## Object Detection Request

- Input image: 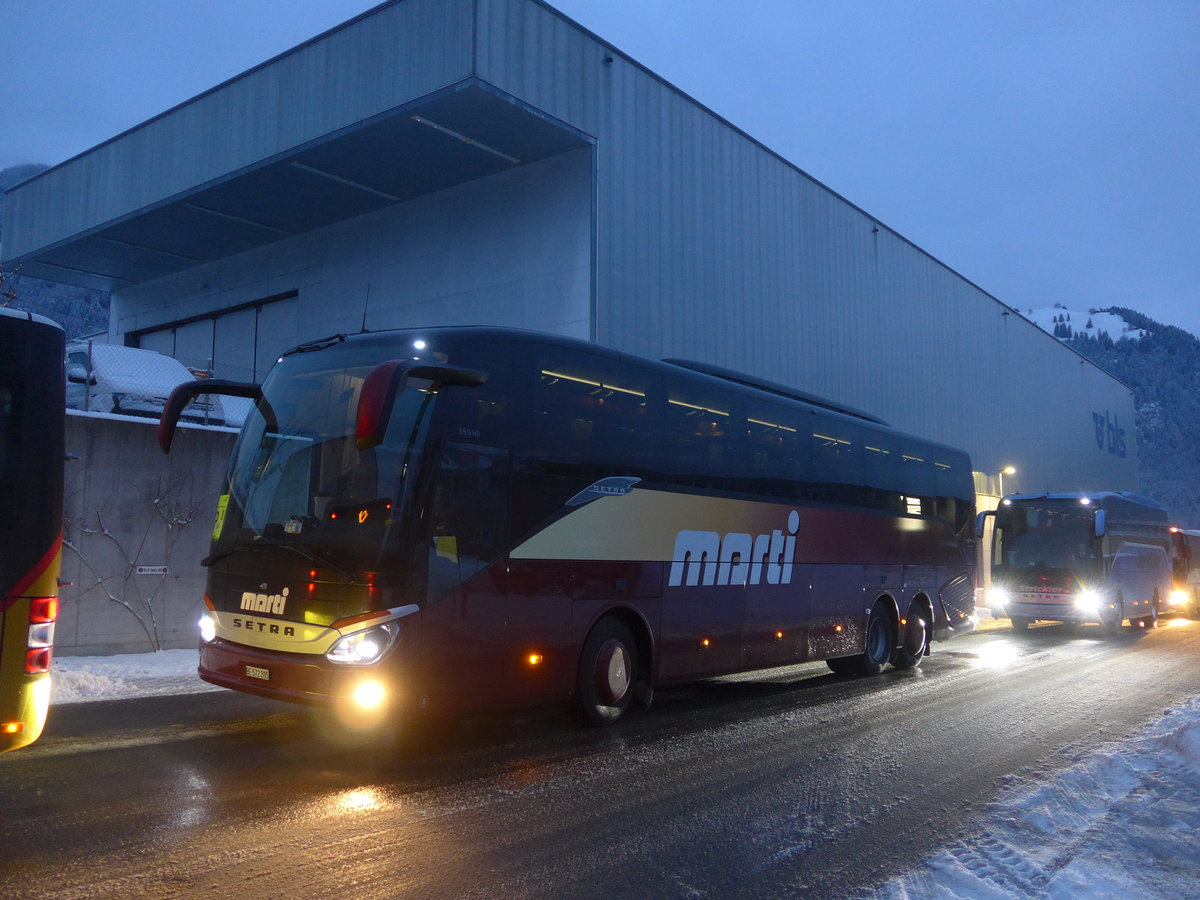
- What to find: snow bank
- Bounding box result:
[872,697,1200,898]
[50,649,218,704]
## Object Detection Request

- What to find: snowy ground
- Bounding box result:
[50,648,219,705]
[47,650,1200,898]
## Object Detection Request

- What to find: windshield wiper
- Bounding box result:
[201,537,354,581]
[252,533,355,580]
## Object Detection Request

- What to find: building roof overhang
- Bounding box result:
[4,80,590,291]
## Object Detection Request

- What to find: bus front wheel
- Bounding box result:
[1134,592,1159,631]
[576,617,637,726]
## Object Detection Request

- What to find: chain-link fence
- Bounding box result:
[65,339,252,427]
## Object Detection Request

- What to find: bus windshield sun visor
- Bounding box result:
[158,379,272,453]
[356,360,488,450]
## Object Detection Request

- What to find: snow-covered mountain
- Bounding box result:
[1022,304,1147,342]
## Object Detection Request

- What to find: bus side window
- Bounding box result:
[428,442,510,602]
[745,400,805,498]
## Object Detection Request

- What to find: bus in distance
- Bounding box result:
[1,307,65,752]
[979,492,1172,633]
[1169,527,1200,619]
[159,327,977,729]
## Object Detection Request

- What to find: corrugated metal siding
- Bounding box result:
[4,0,475,260]
[474,0,1137,493]
[7,0,1137,495]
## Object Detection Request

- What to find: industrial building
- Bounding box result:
[3,0,1137,501]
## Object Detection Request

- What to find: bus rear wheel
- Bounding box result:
[576,617,638,726]
[892,605,929,669]
[827,602,894,676]
[1102,596,1125,635]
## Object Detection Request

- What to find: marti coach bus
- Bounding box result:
[979,492,1172,633]
[159,327,976,728]
[1,307,65,751]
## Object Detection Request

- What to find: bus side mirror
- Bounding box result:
[158,379,268,453]
[1094,509,1106,538]
[975,509,995,540]
[356,361,487,450]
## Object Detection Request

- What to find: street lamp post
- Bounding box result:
[998,465,1017,498]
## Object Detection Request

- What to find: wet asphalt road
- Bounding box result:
[4,618,1200,899]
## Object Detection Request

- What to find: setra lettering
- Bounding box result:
[231,617,296,636]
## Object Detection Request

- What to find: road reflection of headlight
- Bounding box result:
[326,622,399,665]
[1075,590,1103,614]
[971,639,1020,669]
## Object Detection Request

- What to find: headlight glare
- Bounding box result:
[199,612,217,643]
[1169,589,1189,608]
[987,587,1011,610]
[1075,590,1103,614]
[326,622,399,665]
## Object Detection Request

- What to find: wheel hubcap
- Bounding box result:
[595,639,631,705]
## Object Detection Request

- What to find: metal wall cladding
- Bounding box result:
[3,0,476,260]
[475,0,1137,493]
[8,0,1139,494]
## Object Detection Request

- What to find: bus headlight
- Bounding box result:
[987,587,1011,612]
[1169,589,1189,608]
[199,612,217,643]
[326,622,399,665]
[1075,590,1103,614]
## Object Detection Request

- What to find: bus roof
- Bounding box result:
[1004,491,1169,521]
[0,306,63,330]
[296,325,968,462]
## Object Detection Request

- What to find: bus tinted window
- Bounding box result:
[662,382,742,487]
[744,398,806,496]
[429,442,510,601]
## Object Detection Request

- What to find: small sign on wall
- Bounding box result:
[135,566,169,576]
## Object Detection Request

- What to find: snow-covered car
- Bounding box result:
[65,341,225,424]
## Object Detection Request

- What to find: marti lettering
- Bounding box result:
[239,587,289,615]
[668,510,799,587]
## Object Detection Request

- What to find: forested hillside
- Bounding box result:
[1066,309,1200,527]
[1,164,111,338]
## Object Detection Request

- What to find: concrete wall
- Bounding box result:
[59,411,234,656]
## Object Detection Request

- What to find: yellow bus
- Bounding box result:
[1,307,65,751]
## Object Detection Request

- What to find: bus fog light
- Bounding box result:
[199,612,217,643]
[326,622,399,665]
[352,680,387,709]
[1075,590,1103,614]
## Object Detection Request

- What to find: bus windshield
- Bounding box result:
[214,345,436,577]
[994,503,1099,572]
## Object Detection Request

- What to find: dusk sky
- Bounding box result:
[4,0,1197,337]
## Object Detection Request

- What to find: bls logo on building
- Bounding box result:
[1092,410,1127,458]
[240,587,289,614]
[668,510,799,587]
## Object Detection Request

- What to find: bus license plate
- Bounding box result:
[245,665,270,681]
